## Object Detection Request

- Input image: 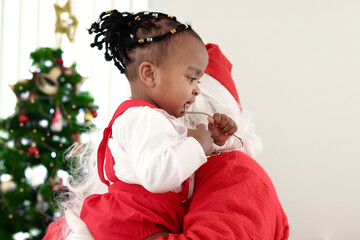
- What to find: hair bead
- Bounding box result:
[138,39,144,43]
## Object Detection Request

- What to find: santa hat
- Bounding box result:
[188,43,242,129]
[205,43,241,106]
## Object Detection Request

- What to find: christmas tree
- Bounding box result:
[0,47,98,239]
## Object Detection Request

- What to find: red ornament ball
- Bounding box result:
[56,57,64,65]
[18,114,29,123]
[28,146,39,156]
[92,110,98,118]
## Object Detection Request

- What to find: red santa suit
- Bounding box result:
[155,151,289,240]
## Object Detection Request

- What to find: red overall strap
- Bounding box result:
[97,99,157,186]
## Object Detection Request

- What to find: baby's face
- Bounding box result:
[151,34,209,118]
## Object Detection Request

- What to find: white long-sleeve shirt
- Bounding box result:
[107,106,207,194]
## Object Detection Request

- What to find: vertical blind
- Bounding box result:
[0,0,148,128]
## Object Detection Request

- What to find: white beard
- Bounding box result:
[184,74,262,158]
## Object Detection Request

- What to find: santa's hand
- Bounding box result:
[208,113,238,146]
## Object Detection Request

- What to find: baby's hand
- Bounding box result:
[187,124,214,156]
[207,113,238,146]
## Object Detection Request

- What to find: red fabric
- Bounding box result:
[81,99,191,240]
[42,216,66,240]
[105,144,119,182]
[43,151,289,240]
[156,151,289,240]
[205,43,241,105]
[97,99,156,186]
[81,178,189,239]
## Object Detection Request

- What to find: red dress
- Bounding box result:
[80,99,190,240]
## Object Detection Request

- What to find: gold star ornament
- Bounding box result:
[54,0,78,42]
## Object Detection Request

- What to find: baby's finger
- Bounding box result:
[221,121,235,133]
[227,124,238,135]
[196,123,206,130]
[207,116,215,125]
[207,117,217,131]
[218,115,230,129]
[212,113,222,126]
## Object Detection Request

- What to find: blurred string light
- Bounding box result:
[44,60,53,67]
[23,165,70,188]
[13,232,30,240]
[21,91,30,99]
[39,119,49,128]
[52,135,60,142]
[20,138,30,145]
[76,108,85,123]
[1,174,12,182]
[24,165,47,187]
[13,228,41,240]
[7,140,14,148]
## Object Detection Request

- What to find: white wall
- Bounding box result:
[149,0,360,239]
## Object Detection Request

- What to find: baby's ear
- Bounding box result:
[138,62,156,87]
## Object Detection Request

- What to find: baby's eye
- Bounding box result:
[188,77,196,82]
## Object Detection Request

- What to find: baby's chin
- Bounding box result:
[177,111,185,118]
[173,106,188,118]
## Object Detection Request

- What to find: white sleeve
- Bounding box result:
[113,107,207,193]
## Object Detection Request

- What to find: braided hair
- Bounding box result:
[88,10,201,80]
